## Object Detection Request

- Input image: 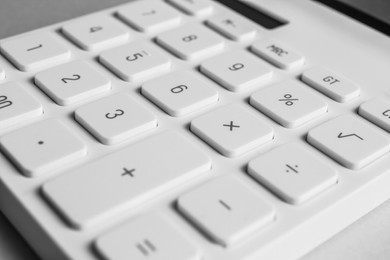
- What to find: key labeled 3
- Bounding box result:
[75,93,157,145]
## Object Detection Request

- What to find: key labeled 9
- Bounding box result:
[228,63,245,71]
[171,84,188,94]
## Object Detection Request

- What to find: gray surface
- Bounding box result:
[338,0,390,24]
[1,0,390,259]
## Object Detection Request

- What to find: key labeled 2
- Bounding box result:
[35,60,111,106]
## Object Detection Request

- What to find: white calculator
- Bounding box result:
[1,0,390,259]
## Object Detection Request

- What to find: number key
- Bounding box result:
[75,93,157,145]
[156,23,225,60]
[34,60,111,106]
[142,71,218,116]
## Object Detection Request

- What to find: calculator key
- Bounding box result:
[0,119,87,177]
[75,93,157,145]
[96,214,201,260]
[207,13,256,41]
[117,0,182,33]
[167,0,213,17]
[0,32,71,71]
[34,60,111,106]
[191,104,274,157]
[200,50,272,92]
[156,23,225,60]
[62,15,130,51]
[142,71,218,117]
[250,81,328,128]
[248,143,338,204]
[359,98,390,132]
[307,115,390,170]
[42,131,211,229]
[178,175,275,246]
[99,41,171,81]
[251,39,304,70]
[301,67,360,103]
[0,82,43,128]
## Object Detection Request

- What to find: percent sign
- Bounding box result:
[279,94,298,106]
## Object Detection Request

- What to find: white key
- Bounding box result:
[301,67,360,102]
[207,13,256,41]
[251,39,304,70]
[99,41,171,82]
[42,131,211,229]
[250,81,328,128]
[0,82,43,128]
[34,61,111,106]
[62,15,130,51]
[141,71,219,117]
[0,32,71,71]
[117,0,182,33]
[96,214,202,260]
[75,93,157,145]
[190,104,274,157]
[167,0,213,17]
[0,67,5,80]
[248,143,338,204]
[0,119,87,177]
[307,115,390,170]
[156,23,225,60]
[200,50,272,92]
[178,175,275,246]
[359,98,390,132]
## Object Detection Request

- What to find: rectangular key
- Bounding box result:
[0,32,71,71]
[251,39,304,70]
[42,131,211,229]
[301,67,360,102]
[96,214,201,260]
[99,41,171,81]
[307,115,390,170]
[178,175,275,246]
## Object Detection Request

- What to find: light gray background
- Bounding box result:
[1,0,390,259]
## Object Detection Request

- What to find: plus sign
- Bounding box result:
[121,167,136,177]
[223,121,240,131]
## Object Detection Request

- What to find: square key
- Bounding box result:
[62,15,130,51]
[75,93,157,145]
[248,143,338,204]
[0,32,70,71]
[117,0,182,33]
[0,82,43,128]
[200,50,272,92]
[307,115,390,170]
[142,71,218,117]
[156,23,225,60]
[250,81,328,128]
[99,41,171,82]
[191,104,273,157]
[34,60,111,106]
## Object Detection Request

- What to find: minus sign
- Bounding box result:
[218,199,232,211]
